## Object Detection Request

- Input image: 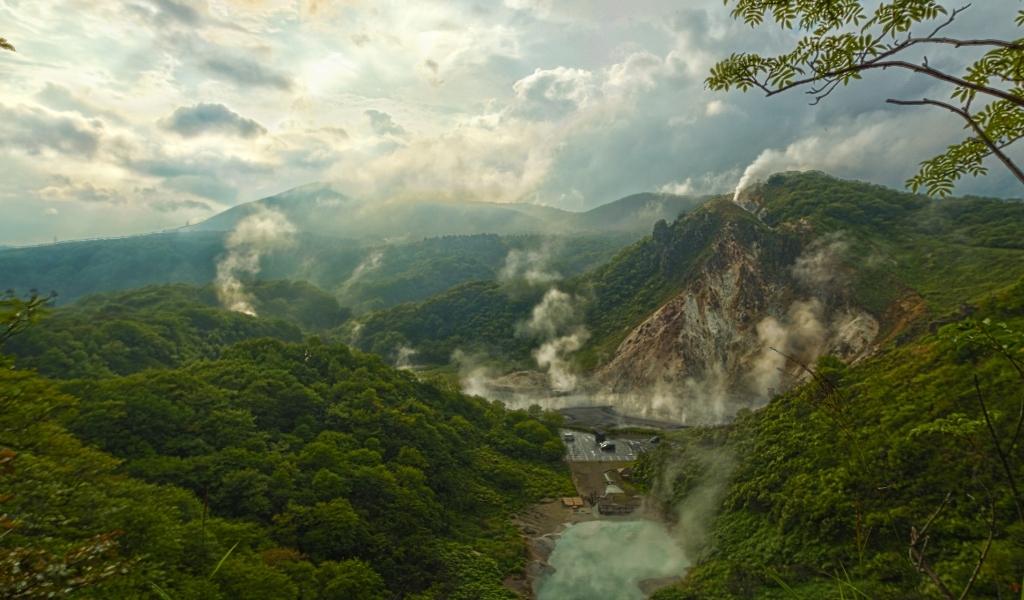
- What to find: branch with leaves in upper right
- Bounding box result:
[707,1,1024,197]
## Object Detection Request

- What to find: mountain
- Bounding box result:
[184,182,704,238]
[353,172,1024,422]
[0,185,698,306]
[5,170,1024,598]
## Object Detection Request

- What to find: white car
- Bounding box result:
[562,432,575,442]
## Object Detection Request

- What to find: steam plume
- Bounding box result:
[499,244,560,285]
[341,249,384,293]
[519,288,589,392]
[216,207,295,315]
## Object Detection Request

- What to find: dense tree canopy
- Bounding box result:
[0,295,572,597]
[649,276,1024,598]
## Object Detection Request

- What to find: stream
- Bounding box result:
[536,519,689,600]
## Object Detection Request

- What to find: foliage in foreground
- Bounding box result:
[708,1,1024,197]
[648,277,1024,599]
[0,315,572,598]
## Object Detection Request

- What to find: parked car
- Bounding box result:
[562,432,575,442]
[599,441,616,452]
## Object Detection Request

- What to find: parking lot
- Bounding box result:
[560,429,652,462]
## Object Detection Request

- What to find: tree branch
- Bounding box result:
[906,493,956,600]
[972,374,1024,524]
[957,500,996,600]
[909,37,1024,50]
[886,97,1024,187]
[766,60,1024,110]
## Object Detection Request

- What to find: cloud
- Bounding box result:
[161,103,267,138]
[364,109,406,136]
[2,0,1022,245]
[151,197,214,213]
[201,54,294,90]
[36,180,119,204]
[510,66,597,119]
[34,83,123,123]
[0,104,103,157]
[151,0,202,25]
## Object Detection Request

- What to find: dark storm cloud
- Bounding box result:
[161,103,267,138]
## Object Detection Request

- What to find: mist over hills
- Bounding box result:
[5,170,1024,599]
[0,184,702,306]
[184,182,705,238]
[353,171,1024,421]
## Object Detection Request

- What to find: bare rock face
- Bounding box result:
[595,203,879,424]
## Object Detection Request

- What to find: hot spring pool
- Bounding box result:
[536,519,689,600]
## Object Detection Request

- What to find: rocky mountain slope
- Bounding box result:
[583,172,1023,422]
[355,172,1024,424]
[594,200,879,422]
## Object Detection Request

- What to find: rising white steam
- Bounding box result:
[519,288,578,337]
[535,328,590,392]
[452,349,496,398]
[216,207,296,315]
[341,249,384,293]
[648,445,736,564]
[747,299,828,398]
[519,288,589,392]
[791,233,849,289]
[499,244,560,285]
[395,345,418,370]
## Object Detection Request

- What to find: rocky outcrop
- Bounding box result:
[594,200,879,423]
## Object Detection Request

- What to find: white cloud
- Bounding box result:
[511,66,598,119]
[0,0,1020,244]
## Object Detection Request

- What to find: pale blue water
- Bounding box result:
[537,520,689,600]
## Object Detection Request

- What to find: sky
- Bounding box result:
[0,0,1020,244]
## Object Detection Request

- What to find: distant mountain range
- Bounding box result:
[0,185,702,304]
[184,183,705,238]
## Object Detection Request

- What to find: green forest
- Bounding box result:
[0,292,573,599]
[353,172,1024,374]
[5,170,1024,599]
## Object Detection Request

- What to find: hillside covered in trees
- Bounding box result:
[643,277,1024,599]
[353,172,1024,374]
[0,295,572,599]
